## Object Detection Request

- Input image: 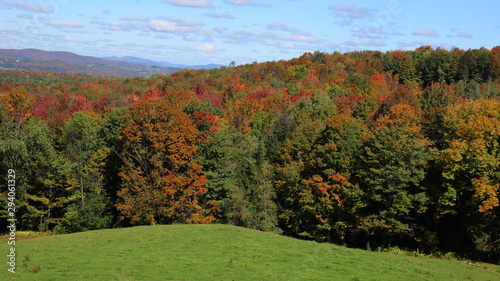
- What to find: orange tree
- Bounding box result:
[115,97,216,225]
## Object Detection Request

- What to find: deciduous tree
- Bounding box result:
[116,98,216,225]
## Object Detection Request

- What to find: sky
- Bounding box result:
[0,0,499,65]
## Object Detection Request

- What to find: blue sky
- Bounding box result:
[1,0,499,65]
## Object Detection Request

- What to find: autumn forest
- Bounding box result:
[1,46,499,264]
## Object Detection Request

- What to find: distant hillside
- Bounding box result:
[0,48,181,77]
[103,55,224,70]
[1,224,499,280]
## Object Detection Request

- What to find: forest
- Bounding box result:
[1,46,499,264]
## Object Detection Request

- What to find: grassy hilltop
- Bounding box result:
[1,224,499,280]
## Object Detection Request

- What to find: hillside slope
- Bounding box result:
[1,224,499,280]
[0,48,180,77]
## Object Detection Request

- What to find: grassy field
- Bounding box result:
[1,224,499,280]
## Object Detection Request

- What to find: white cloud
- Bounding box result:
[330,3,375,19]
[172,18,203,27]
[184,34,196,41]
[198,29,212,36]
[107,18,202,34]
[225,0,257,6]
[46,20,84,28]
[337,19,353,27]
[278,34,320,43]
[177,43,217,52]
[266,22,299,33]
[457,32,472,39]
[91,19,107,26]
[3,0,53,13]
[262,39,277,46]
[162,0,214,8]
[108,21,139,31]
[120,14,149,22]
[195,43,216,51]
[214,26,228,33]
[16,13,33,19]
[343,41,359,50]
[64,36,86,42]
[412,28,438,37]
[204,13,235,19]
[148,19,194,33]
[397,41,428,50]
[366,39,386,47]
[239,29,272,37]
[279,42,295,49]
[225,0,270,7]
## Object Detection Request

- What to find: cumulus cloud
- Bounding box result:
[16,13,33,19]
[176,43,217,52]
[266,22,299,33]
[46,20,84,28]
[263,40,296,49]
[170,18,203,27]
[108,17,202,34]
[218,27,334,51]
[64,36,86,42]
[148,19,195,33]
[457,32,472,39]
[397,41,429,50]
[225,0,257,6]
[204,13,235,19]
[109,21,139,32]
[366,38,386,47]
[162,0,214,8]
[278,34,320,43]
[225,0,270,7]
[120,14,149,22]
[214,26,228,33]
[330,3,375,19]
[412,28,438,37]
[184,34,196,41]
[194,43,216,51]
[3,0,53,13]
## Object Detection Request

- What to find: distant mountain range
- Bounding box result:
[102,56,223,70]
[0,49,223,77]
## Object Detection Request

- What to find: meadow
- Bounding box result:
[1,224,499,280]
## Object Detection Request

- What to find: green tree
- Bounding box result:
[0,116,72,231]
[357,104,431,247]
[60,111,101,208]
[199,121,279,231]
[276,116,365,243]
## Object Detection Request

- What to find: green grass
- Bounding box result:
[1,224,499,280]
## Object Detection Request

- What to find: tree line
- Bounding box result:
[1,46,499,263]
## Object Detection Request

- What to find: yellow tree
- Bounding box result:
[439,99,500,212]
[116,98,216,225]
[0,87,33,126]
[438,98,500,257]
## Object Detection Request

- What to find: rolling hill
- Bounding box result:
[1,224,499,280]
[102,55,224,70]
[0,49,182,77]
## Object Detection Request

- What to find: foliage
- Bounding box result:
[115,98,217,225]
[2,46,500,264]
